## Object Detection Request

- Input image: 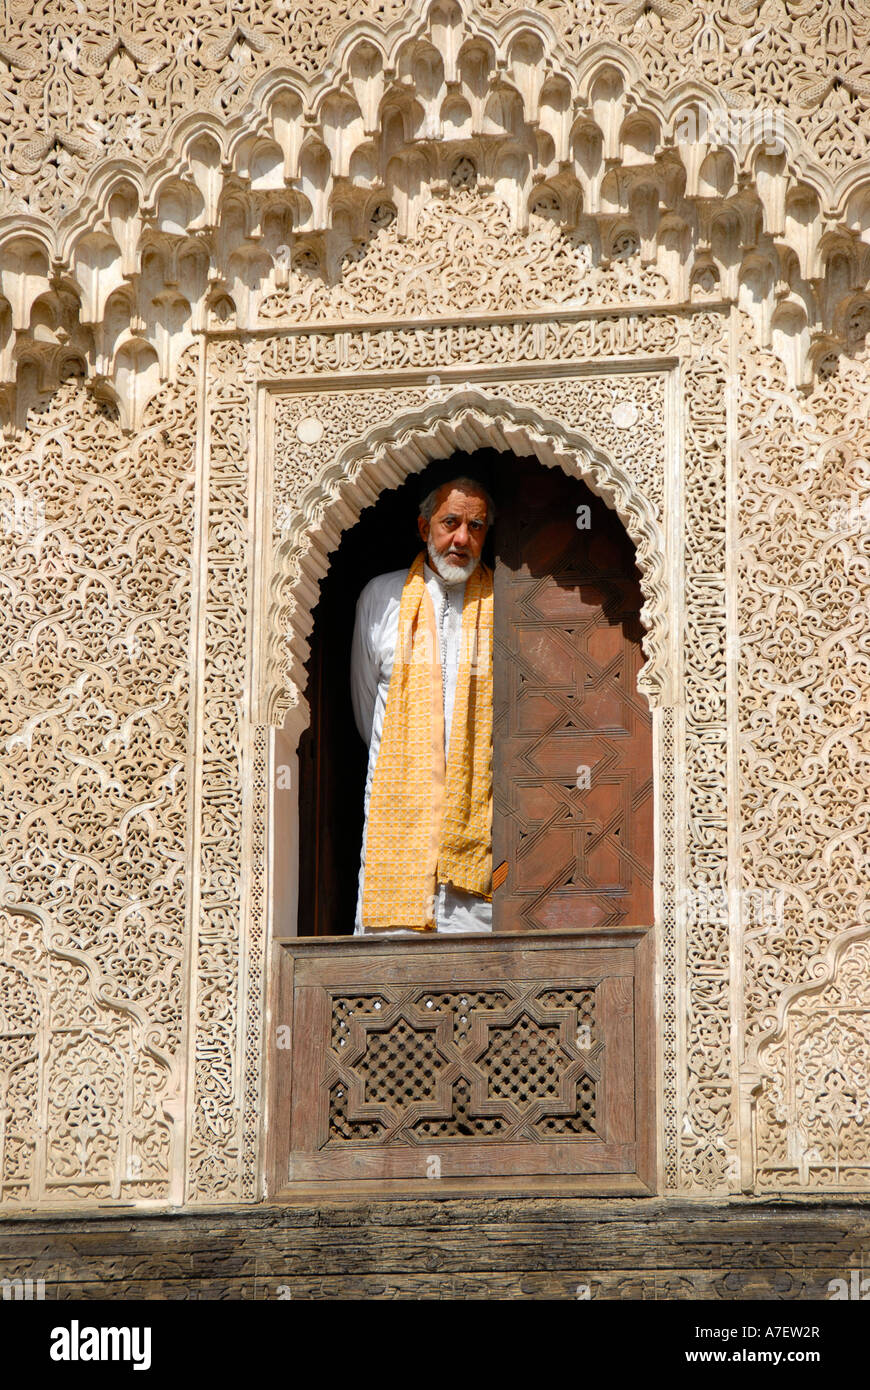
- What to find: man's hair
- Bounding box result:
[419,476,495,526]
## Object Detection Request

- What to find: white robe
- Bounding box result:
[350,560,493,935]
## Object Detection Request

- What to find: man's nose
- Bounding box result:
[453,523,469,548]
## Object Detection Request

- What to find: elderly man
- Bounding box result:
[350,475,495,933]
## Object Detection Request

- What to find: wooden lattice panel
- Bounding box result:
[272,932,653,1193]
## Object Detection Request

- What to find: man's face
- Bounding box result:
[418,485,489,583]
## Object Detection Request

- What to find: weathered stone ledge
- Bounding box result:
[1,1197,868,1300]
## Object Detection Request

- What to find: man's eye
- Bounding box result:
[470,521,484,530]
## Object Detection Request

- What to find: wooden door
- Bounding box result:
[492,461,654,932]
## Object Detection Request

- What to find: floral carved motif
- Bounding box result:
[736,311,870,1191]
[755,940,870,1189]
[0,362,197,1206]
[258,195,672,325]
[677,309,735,1193]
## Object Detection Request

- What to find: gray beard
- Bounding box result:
[426,536,478,585]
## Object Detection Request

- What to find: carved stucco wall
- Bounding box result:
[0,0,868,1208]
[0,361,197,1205]
[737,324,870,1190]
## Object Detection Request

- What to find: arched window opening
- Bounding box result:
[293,448,652,938]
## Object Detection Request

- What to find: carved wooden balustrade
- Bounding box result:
[270,930,654,1194]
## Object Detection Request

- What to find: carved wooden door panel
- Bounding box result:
[492,461,654,933]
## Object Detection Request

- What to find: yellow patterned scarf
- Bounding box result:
[362,551,493,931]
